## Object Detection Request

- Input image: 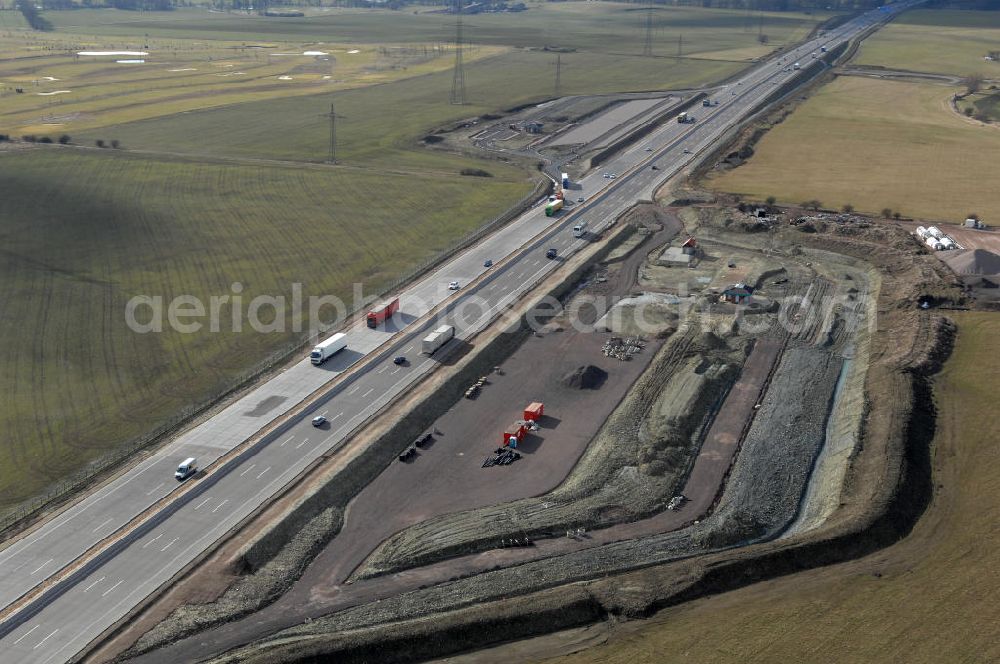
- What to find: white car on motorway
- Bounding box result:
[448,281,460,290]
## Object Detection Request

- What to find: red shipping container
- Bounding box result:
[502,421,527,447]
[523,402,544,421]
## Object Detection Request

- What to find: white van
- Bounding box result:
[175,457,198,481]
[573,222,587,238]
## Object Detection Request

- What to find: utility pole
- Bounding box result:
[450,0,467,105]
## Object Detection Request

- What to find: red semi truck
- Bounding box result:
[366,297,399,328]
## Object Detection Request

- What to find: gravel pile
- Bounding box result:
[560,365,608,389]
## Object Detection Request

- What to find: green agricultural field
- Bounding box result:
[0,30,498,135]
[0,147,530,511]
[73,48,743,169]
[854,9,1000,77]
[0,3,824,137]
[545,311,1000,664]
[708,76,1000,223]
[43,5,823,56]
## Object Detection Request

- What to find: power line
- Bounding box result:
[320,102,340,164]
[643,6,654,58]
[450,0,467,105]
[554,54,563,96]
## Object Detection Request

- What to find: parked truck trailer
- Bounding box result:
[366,297,399,328]
[311,332,347,365]
[545,199,564,216]
[422,324,455,355]
[561,172,570,188]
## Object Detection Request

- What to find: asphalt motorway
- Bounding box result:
[0,4,916,662]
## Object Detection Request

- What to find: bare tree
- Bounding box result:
[842,203,854,213]
[965,73,984,95]
[881,208,893,219]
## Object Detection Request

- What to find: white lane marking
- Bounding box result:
[100,580,123,597]
[362,388,374,398]
[391,367,401,375]
[377,366,387,374]
[30,559,53,575]
[331,412,343,421]
[239,464,256,477]
[91,517,113,533]
[194,497,212,510]
[320,410,329,417]
[33,628,59,649]
[347,385,359,395]
[142,534,162,549]
[279,435,294,447]
[144,482,165,496]
[256,467,270,479]
[83,576,106,593]
[212,499,229,514]
[403,345,413,352]
[295,437,309,449]
[13,625,39,645]
[161,537,178,551]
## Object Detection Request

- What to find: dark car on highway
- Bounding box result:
[546,248,558,259]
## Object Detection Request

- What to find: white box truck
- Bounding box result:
[573,221,587,238]
[311,332,347,365]
[422,324,455,355]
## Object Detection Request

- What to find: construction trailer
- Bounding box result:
[502,420,528,448]
[523,402,544,421]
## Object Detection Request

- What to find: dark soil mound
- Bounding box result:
[561,365,608,390]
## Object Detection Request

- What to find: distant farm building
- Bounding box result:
[681,237,699,255]
[524,121,544,134]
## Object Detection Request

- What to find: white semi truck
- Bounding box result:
[310,332,347,365]
[422,324,455,355]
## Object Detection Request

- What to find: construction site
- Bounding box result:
[81,152,963,662]
[48,18,969,659]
